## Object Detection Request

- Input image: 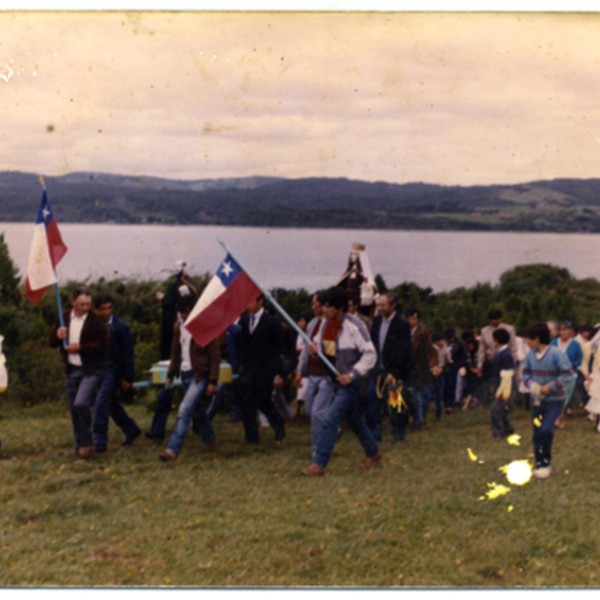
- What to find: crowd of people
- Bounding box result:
[2,241,599,481]
[8,277,592,483]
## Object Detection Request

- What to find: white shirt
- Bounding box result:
[250,307,264,334]
[536,346,550,361]
[68,310,88,366]
[180,316,192,372]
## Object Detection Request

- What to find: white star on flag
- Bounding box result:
[42,207,50,221]
[221,261,234,278]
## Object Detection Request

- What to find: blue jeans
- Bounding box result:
[93,369,140,446]
[314,379,379,469]
[65,366,101,449]
[304,374,335,458]
[166,377,215,455]
[532,402,562,468]
[149,370,194,435]
[418,384,434,420]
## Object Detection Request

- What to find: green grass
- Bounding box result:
[0,399,599,587]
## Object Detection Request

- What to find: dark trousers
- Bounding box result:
[65,366,100,449]
[366,371,417,441]
[238,376,285,444]
[490,395,514,438]
[444,371,458,409]
[433,375,445,420]
[479,360,495,404]
[93,369,140,446]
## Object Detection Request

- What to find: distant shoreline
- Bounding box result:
[3,171,600,233]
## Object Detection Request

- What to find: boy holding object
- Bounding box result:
[521,322,575,479]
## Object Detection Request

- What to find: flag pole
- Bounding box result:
[40,177,67,349]
[217,238,339,376]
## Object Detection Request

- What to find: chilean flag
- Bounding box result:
[184,253,261,347]
[24,189,68,305]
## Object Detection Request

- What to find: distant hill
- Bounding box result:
[2,170,600,232]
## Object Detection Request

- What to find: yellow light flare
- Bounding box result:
[467,448,478,461]
[504,460,532,485]
[507,434,521,446]
[483,482,510,499]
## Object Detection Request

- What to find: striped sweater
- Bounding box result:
[312,313,377,379]
[521,345,575,404]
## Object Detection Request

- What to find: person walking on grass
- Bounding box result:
[443,327,469,414]
[49,287,111,458]
[92,294,142,452]
[301,287,379,477]
[521,322,575,479]
[490,328,515,438]
[551,320,582,429]
[406,308,437,424]
[430,331,450,422]
[296,291,335,459]
[476,310,517,404]
[365,292,416,443]
[157,295,220,461]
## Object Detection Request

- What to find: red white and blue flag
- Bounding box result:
[24,189,68,305]
[184,253,261,347]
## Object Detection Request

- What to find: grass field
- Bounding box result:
[0,398,599,588]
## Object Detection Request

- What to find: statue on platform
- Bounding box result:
[336,243,378,317]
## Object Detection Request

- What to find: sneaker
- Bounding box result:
[358,452,382,469]
[159,449,177,461]
[532,466,551,479]
[300,463,325,477]
[93,443,107,453]
[145,431,165,441]
[199,442,217,453]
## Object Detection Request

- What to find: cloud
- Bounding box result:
[2,12,600,185]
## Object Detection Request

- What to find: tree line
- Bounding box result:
[1,234,599,407]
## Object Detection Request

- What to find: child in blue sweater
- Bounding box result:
[522,322,576,479]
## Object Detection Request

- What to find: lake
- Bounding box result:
[2,223,599,293]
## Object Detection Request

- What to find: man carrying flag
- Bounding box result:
[25,184,68,305]
[50,288,111,458]
[184,251,291,444]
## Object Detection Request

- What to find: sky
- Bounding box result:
[2,9,600,186]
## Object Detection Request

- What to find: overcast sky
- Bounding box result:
[2,11,600,186]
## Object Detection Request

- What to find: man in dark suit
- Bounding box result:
[365,292,416,442]
[238,294,289,444]
[92,294,142,452]
[49,287,111,458]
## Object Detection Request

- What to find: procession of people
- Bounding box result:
[3,242,597,484]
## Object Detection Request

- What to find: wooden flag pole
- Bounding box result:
[217,238,339,376]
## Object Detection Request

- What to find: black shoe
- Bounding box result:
[94,443,107,453]
[122,428,142,446]
[145,431,165,441]
[275,428,286,442]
